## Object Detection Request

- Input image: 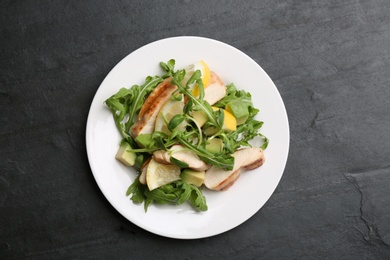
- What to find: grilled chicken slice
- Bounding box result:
[138,77,171,118]
[185,71,226,105]
[139,158,151,185]
[153,145,210,171]
[204,147,265,191]
[203,71,226,105]
[131,78,177,137]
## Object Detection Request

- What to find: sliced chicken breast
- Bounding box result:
[185,71,226,105]
[138,77,172,118]
[153,145,210,171]
[203,71,226,105]
[139,158,151,185]
[131,78,177,137]
[204,147,265,191]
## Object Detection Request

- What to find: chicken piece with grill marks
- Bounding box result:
[204,147,265,191]
[130,78,177,138]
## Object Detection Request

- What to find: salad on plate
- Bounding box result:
[105,59,268,212]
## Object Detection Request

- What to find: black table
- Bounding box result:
[1,1,389,259]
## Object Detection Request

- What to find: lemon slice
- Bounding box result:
[204,107,237,135]
[182,60,211,97]
[220,109,237,132]
[146,158,181,190]
[212,106,236,132]
[154,97,185,134]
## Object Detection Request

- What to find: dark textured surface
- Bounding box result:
[1,0,390,259]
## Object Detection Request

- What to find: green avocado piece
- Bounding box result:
[135,134,153,148]
[192,110,208,127]
[203,126,218,136]
[115,142,136,166]
[180,169,205,187]
[226,101,249,125]
[205,138,224,154]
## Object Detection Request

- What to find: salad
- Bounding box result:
[105,59,268,212]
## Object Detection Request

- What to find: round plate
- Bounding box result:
[86,36,289,239]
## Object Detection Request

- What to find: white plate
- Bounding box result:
[86,36,289,239]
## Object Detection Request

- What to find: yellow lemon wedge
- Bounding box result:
[213,107,237,132]
[146,158,181,191]
[154,97,185,134]
[182,60,211,97]
[222,110,237,132]
[204,107,237,135]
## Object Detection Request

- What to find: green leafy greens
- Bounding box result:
[127,178,207,212]
[105,76,163,145]
[105,59,268,212]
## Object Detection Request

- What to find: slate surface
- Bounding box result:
[1,0,390,259]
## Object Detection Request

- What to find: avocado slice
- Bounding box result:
[115,141,136,166]
[192,110,208,127]
[203,126,218,136]
[226,101,249,125]
[135,134,153,148]
[205,138,224,154]
[180,169,205,187]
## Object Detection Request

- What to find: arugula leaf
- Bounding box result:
[134,154,148,170]
[177,182,192,205]
[105,87,134,141]
[177,181,207,211]
[144,197,154,212]
[126,177,145,203]
[144,188,177,204]
[190,187,208,211]
[168,114,186,132]
[183,99,193,114]
[259,133,269,150]
[215,108,224,128]
[170,156,189,168]
[160,59,176,78]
